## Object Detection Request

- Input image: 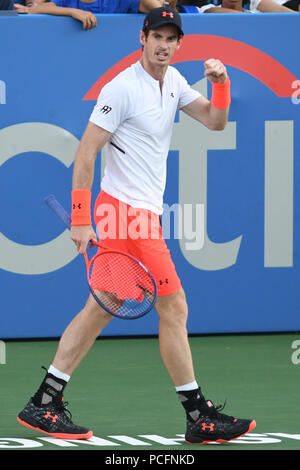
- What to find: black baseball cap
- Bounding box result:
[142,6,184,37]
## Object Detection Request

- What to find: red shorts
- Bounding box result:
[93,191,181,296]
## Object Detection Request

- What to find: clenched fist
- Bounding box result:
[204,59,228,84]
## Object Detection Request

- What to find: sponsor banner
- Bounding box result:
[0,14,300,338]
[0,432,299,449]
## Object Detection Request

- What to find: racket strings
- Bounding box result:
[88,252,156,318]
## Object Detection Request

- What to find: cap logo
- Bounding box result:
[162,11,174,18]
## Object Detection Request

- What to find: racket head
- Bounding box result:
[85,249,157,320]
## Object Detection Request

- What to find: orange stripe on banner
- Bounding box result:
[83,35,298,100]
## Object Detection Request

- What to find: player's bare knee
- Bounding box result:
[156,289,188,325]
[85,294,113,323]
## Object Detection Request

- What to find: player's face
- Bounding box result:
[140,25,181,68]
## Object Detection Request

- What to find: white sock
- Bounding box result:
[48,365,71,383]
[175,381,199,392]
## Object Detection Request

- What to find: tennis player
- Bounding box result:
[18,6,256,443]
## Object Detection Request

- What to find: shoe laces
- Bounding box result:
[203,399,235,423]
[53,398,74,423]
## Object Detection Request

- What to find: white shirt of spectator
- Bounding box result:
[197,3,218,12]
[250,0,286,11]
[198,3,254,12]
[89,60,200,214]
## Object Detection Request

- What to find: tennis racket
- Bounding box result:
[44,194,157,320]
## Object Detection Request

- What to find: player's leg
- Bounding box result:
[155,288,195,387]
[17,294,112,439]
[156,290,256,444]
[52,293,112,375]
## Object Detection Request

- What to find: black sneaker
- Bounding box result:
[17,398,93,440]
[185,399,256,444]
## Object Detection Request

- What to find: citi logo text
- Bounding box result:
[0,341,6,365]
[170,78,295,271]
[0,80,6,104]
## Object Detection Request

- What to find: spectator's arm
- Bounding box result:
[14,3,98,29]
[138,0,165,13]
[203,6,241,12]
[256,0,296,11]
[166,0,177,9]
[198,4,241,13]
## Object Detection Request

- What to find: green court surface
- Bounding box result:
[0,333,300,452]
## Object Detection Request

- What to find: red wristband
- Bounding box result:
[211,77,231,110]
[71,190,92,226]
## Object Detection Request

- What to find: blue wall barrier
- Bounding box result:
[1,14,299,338]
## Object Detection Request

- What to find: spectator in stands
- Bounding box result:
[14,0,166,30]
[0,0,14,9]
[166,0,298,12]
[166,0,251,12]
[249,0,299,11]
[194,0,255,12]
[166,0,206,12]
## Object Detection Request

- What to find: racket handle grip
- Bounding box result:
[44,194,71,229]
[89,239,100,248]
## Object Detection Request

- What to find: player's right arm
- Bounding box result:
[71,122,112,254]
[72,122,111,191]
[72,73,129,253]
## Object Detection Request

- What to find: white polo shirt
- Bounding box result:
[89,60,200,214]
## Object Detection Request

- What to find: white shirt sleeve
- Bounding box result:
[177,74,201,110]
[197,3,219,13]
[89,79,131,134]
[250,0,262,11]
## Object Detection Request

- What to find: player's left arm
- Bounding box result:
[181,59,230,131]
